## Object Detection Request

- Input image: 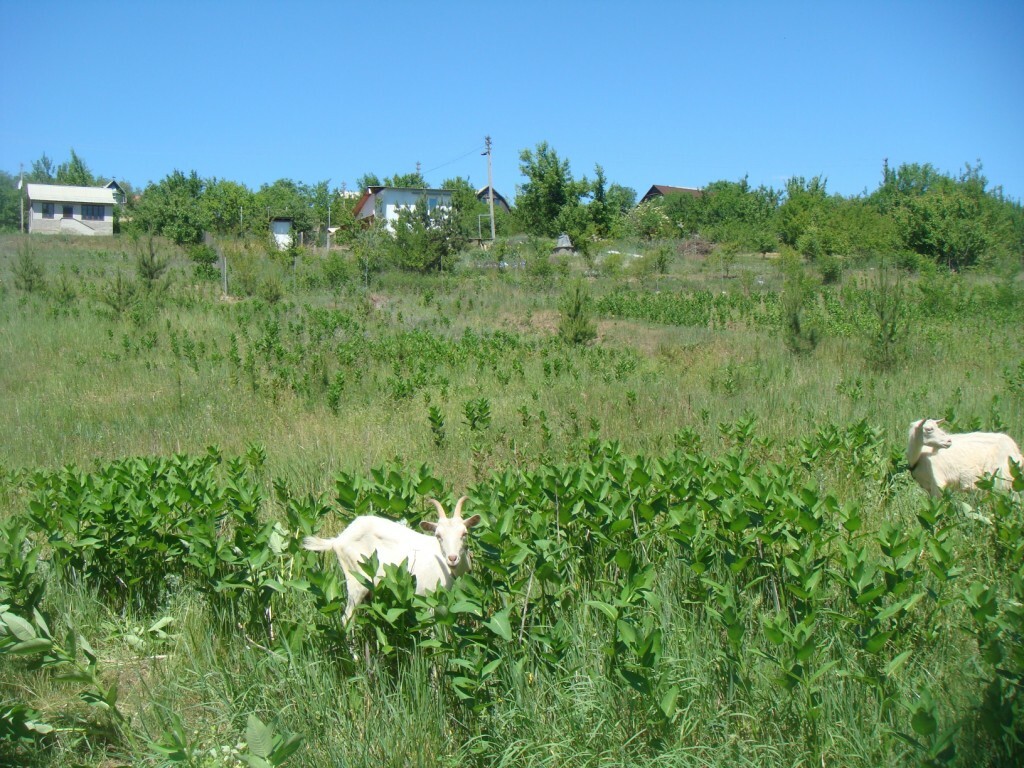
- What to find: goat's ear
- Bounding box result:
[463,514,481,528]
[420,521,438,533]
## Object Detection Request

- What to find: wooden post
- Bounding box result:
[484,136,496,241]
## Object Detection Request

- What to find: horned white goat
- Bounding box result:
[303,496,480,624]
[907,418,1023,497]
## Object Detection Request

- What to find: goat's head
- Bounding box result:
[915,418,953,450]
[421,496,481,568]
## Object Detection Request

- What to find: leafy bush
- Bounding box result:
[599,250,624,277]
[389,201,465,274]
[225,243,289,299]
[4,429,1024,765]
[321,251,353,289]
[624,200,671,241]
[818,253,844,285]
[187,243,219,281]
[258,275,284,304]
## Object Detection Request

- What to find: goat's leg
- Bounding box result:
[342,575,369,626]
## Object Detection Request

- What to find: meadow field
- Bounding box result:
[1,232,1022,767]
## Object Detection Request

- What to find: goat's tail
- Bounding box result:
[302,535,339,552]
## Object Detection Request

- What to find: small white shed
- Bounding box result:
[271,218,293,250]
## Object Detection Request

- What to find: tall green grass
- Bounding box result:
[1,233,1023,766]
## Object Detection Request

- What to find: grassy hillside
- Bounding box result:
[1,233,1022,767]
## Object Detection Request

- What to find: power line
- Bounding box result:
[422,144,486,177]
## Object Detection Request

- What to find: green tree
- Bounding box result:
[515,141,588,237]
[389,195,466,273]
[624,200,671,241]
[355,172,381,191]
[384,171,427,188]
[254,178,315,241]
[443,175,489,237]
[830,196,897,259]
[28,153,56,183]
[555,202,594,260]
[558,278,597,345]
[130,170,209,245]
[714,180,778,248]
[661,178,780,252]
[589,164,611,238]
[326,187,362,246]
[307,180,332,244]
[894,184,989,270]
[352,221,390,285]
[984,186,1024,268]
[13,242,46,293]
[604,182,637,236]
[55,149,95,186]
[606,183,637,216]
[871,159,946,214]
[0,171,21,230]
[777,176,833,249]
[780,259,820,355]
[202,178,258,236]
[135,236,170,292]
[660,190,704,236]
[878,161,1012,270]
[864,265,908,370]
[711,241,740,279]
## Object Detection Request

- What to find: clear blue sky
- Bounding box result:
[3,1,1023,201]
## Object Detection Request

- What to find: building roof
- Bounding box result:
[476,185,511,212]
[639,184,703,204]
[25,183,116,205]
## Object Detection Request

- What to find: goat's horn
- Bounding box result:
[452,495,469,519]
[428,498,447,519]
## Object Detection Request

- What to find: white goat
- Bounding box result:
[907,418,1023,497]
[303,496,481,625]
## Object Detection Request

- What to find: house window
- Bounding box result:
[42,203,55,219]
[62,205,73,218]
[82,205,105,221]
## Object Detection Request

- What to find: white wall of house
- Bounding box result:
[25,184,117,236]
[357,188,453,232]
[28,201,115,236]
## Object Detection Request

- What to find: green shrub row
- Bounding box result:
[2,424,1022,764]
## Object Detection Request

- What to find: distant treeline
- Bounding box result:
[2,145,1022,272]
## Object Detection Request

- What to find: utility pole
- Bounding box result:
[19,163,24,233]
[483,136,496,241]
